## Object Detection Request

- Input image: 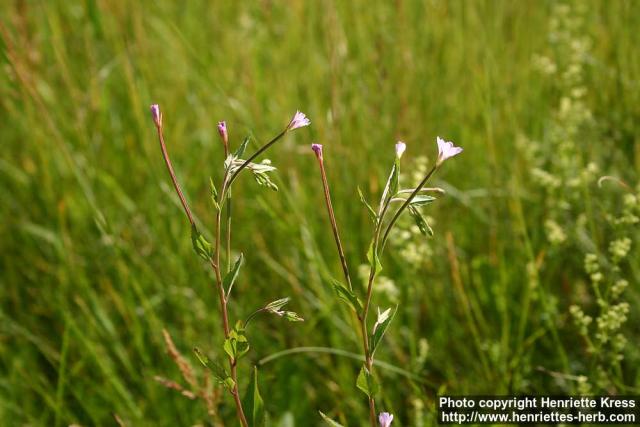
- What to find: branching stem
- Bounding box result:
[154,122,248,427]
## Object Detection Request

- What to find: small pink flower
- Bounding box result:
[436,136,462,164]
[379,412,394,427]
[395,141,406,158]
[217,121,227,140]
[150,104,162,127]
[288,111,311,130]
[217,121,228,148]
[311,143,323,159]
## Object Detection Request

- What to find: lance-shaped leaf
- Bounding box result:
[234,136,250,158]
[331,279,362,312]
[191,225,213,261]
[225,156,279,191]
[370,306,398,356]
[397,187,445,195]
[209,177,221,211]
[408,194,437,206]
[283,311,304,322]
[193,347,235,392]
[378,158,400,214]
[319,411,346,427]
[247,298,304,325]
[356,365,379,398]
[224,253,244,298]
[358,186,378,223]
[264,297,290,314]
[408,205,434,237]
[242,366,265,427]
[391,194,437,206]
[366,242,383,276]
[249,161,279,191]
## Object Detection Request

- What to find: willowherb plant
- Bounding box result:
[313,137,462,426]
[150,104,309,426]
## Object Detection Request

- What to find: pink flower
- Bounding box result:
[436,136,462,164]
[379,412,394,427]
[150,104,162,127]
[311,143,323,159]
[288,111,311,130]
[217,121,228,149]
[395,141,406,158]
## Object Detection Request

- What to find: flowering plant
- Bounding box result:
[150,105,309,426]
[313,137,461,426]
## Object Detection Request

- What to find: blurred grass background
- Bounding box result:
[1,0,639,425]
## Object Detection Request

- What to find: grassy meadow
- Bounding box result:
[1,0,640,425]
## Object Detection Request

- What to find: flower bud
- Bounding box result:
[217,121,228,150]
[150,104,162,127]
[311,143,323,160]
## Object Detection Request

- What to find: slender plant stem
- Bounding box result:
[361,162,439,426]
[226,196,232,272]
[214,208,249,427]
[380,164,438,248]
[360,232,382,427]
[313,153,353,290]
[312,148,376,426]
[244,308,267,328]
[359,196,396,426]
[226,128,288,189]
[212,126,292,427]
[223,142,232,273]
[154,123,195,226]
[154,121,248,427]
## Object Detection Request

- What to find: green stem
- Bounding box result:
[244,308,267,329]
[380,164,438,249]
[154,120,248,427]
[213,209,249,427]
[224,143,232,273]
[313,152,353,290]
[360,162,439,426]
[154,123,195,226]
[226,128,288,190]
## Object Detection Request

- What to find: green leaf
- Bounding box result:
[224,377,236,392]
[242,366,265,427]
[252,168,279,191]
[223,253,244,297]
[264,297,290,313]
[223,329,250,361]
[409,194,437,206]
[193,347,211,369]
[283,311,304,322]
[193,348,235,391]
[209,177,220,210]
[319,411,346,427]
[370,306,398,356]
[356,365,379,398]
[358,186,377,223]
[191,225,212,261]
[234,136,250,158]
[331,279,362,312]
[366,242,383,276]
[379,159,400,214]
[262,298,304,321]
[408,205,434,237]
